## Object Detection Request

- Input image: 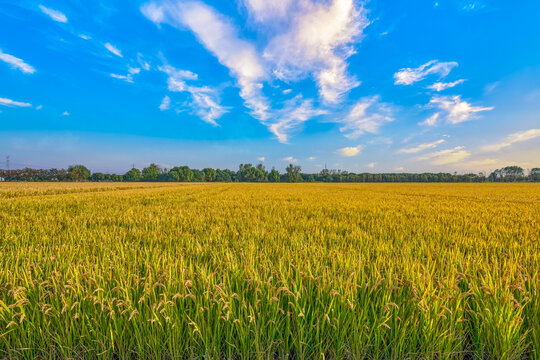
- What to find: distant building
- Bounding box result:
[0,177,4,182]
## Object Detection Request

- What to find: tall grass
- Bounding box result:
[0,183,538,359]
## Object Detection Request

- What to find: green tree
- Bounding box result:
[530,168,540,181]
[269,168,280,182]
[90,172,105,182]
[203,168,217,182]
[191,169,204,182]
[124,168,142,182]
[169,166,193,182]
[67,165,91,181]
[142,163,160,181]
[285,164,302,183]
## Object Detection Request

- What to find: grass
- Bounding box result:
[0,182,538,359]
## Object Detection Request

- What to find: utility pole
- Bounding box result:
[6,155,10,181]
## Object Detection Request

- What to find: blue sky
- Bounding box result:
[0,0,539,173]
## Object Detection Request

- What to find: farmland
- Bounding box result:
[0,183,539,359]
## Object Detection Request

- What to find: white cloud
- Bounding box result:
[137,53,151,70]
[188,86,228,125]
[428,79,466,92]
[338,95,393,139]
[142,1,268,120]
[159,64,227,125]
[282,89,292,95]
[430,95,493,124]
[283,156,297,163]
[0,50,36,74]
[398,139,445,154]
[159,95,171,111]
[62,111,70,116]
[242,0,292,22]
[367,162,375,168]
[394,60,458,85]
[110,73,133,83]
[79,34,91,40]
[263,0,368,103]
[257,156,265,162]
[266,95,326,143]
[336,145,362,157]
[308,156,316,161]
[416,146,471,165]
[480,129,540,152]
[104,43,123,57]
[394,166,404,171]
[0,97,32,107]
[39,5,68,23]
[36,105,43,110]
[420,112,440,126]
[128,67,141,75]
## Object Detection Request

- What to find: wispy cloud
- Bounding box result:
[416,146,471,165]
[394,60,458,85]
[367,162,375,168]
[257,156,265,162]
[159,95,171,111]
[142,1,268,120]
[419,112,440,126]
[263,0,368,103]
[0,50,36,74]
[242,0,292,22]
[39,5,68,23]
[104,43,123,57]
[338,95,393,139]
[336,145,362,157]
[429,95,493,124]
[62,111,70,116]
[159,64,227,125]
[266,95,326,143]
[399,139,445,154]
[428,79,466,91]
[283,156,297,163]
[0,97,32,107]
[110,73,133,83]
[481,129,540,152]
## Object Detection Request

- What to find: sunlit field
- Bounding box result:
[1,183,539,359]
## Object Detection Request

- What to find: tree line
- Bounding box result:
[0,163,538,183]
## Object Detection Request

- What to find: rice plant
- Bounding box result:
[0,183,538,359]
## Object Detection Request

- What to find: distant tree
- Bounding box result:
[285,164,302,183]
[203,168,217,182]
[215,169,233,182]
[142,163,160,181]
[168,170,180,182]
[531,168,540,181]
[68,165,91,181]
[191,169,204,182]
[90,172,105,182]
[489,166,525,182]
[269,168,280,182]
[168,166,193,182]
[124,168,142,182]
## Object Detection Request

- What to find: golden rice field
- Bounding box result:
[0,182,539,359]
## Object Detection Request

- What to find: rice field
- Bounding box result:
[0,182,539,359]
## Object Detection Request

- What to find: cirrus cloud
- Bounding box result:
[39,5,68,23]
[481,129,540,152]
[394,60,458,85]
[0,50,36,74]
